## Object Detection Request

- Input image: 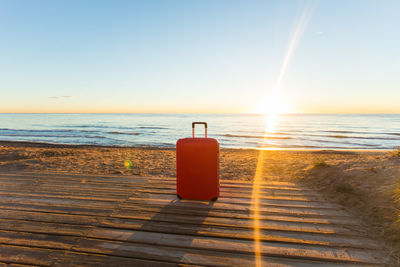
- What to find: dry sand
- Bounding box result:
[0,140,399,260]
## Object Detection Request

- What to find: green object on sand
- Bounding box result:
[124,159,134,170]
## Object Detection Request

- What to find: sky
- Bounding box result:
[0,0,399,114]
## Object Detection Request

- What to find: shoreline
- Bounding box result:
[0,140,392,153]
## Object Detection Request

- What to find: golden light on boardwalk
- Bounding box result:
[251,149,265,267]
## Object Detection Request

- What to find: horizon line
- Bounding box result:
[1,112,400,115]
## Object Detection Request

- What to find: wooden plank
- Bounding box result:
[0,172,151,183]
[0,207,375,249]
[0,204,362,239]
[0,187,340,211]
[0,204,357,227]
[0,230,78,250]
[0,202,115,216]
[0,190,350,218]
[0,172,308,190]
[0,175,313,197]
[115,205,358,226]
[0,195,120,208]
[138,199,349,217]
[130,191,334,205]
[136,188,324,202]
[97,217,378,250]
[0,182,318,198]
[0,209,98,226]
[0,185,135,197]
[72,237,378,266]
[72,237,261,266]
[0,219,91,237]
[0,176,327,198]
[147,175,299,187]
[130,184,315,195]
[84,228,380,264]
[1,193,348,221]
[105,211,360,235]
[53,251,180,267]
[219,182,311,191]
[0,244,63,266]
[126,196,351,217]
[0,190,129,202]
[0,193,354,234]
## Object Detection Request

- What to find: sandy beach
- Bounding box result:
[0,140,399,260]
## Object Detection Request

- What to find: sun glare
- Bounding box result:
[265,113,278,133]
[254,93,291,116]
[252,93,290,133]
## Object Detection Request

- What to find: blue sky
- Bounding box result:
[0,0,399,113]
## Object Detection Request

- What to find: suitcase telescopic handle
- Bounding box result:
[192,122,207,138]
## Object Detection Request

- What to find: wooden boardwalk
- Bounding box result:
[0,172,385,266]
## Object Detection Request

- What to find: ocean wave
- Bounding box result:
[0,128,73,133]
[107,131,140,135]
[59,125,168,131]
[0,128,101,135]
[60,125,111,129]
[285,131,400,140]
[138,126,168,129]
[327,135,400,140]
[223,134,292,139]
[324,130,356,134]
[76,130,100,133]
[0,133,108,139]
[262,144,321,149]
[239,136,380,148]
[0,134,74,138]
[89,135,108,139]
[304,137,379,147]
[323,130,400,136]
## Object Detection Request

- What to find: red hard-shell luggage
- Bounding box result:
[176,122,219,201]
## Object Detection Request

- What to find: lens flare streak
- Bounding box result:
[275,2,316,93]
[252,2,316,265]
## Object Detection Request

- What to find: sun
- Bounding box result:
[252,93,291,116]
[250,93,292,133]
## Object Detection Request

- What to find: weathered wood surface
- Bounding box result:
[0,172,386,266]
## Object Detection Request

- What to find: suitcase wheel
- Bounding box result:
[177,194,182,200]
[211,197,218,201]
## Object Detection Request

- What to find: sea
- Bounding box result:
[0,113,399,150]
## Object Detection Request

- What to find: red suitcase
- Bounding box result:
[176,122,219,201]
